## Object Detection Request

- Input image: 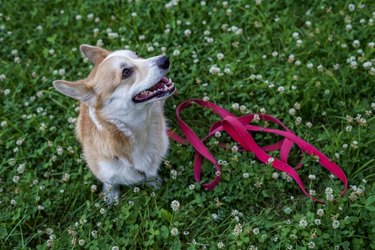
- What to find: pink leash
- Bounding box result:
[167,99,348,203]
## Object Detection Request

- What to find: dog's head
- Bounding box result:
[53,45,175,113]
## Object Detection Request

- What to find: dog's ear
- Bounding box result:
[53,80,95,104]
[80,44,110,64]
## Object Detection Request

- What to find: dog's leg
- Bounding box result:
[143,168,163,190]
[102,183,120,205]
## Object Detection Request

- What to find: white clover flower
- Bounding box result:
[352,40,360,48]
[325,187,333,195]
[189,184,195,190]
[56,146,63,155]
[232,103,239,110]
[4,89,10,95]
[91,230,98,238]
[170,169,178,179]
[299,219,308,228]
[277,86,285,93]
[272,51,278,57]
[289,108,296,116]
[350,140,358,149]
[112,246,119,250]
[62,173,70,182]
[267,157,275,165]
[45,228,54,235]
[346,24,352,31]
[217,242,225,249]
[91,184,97,192]
[171,200,180,211]
[326,193,334,201]
[348,4,355,12]
[131,12,137,17]
[288,54,295,63]
[96,39,104,47]
[307,63,314,69]
[243,172,249,179]
[363,61,372,69]
[215,131,221,138]
[231,145,239,153]
[224,68,231,74]
[308,241,315,249]
[272,172,279,179]
[108,32,119,39]
[171,227,179,236]
[0,74,6,81]
[184,29,191,37]
[255,0,262,5]
[305,20,312,27]
[209,65,220,75]
[308,174,316,180]
[332,220,340,229]
[314,219,321,225]
[17,164,25,173]
[87,13,94,20]
[75,15,82,21]
[295,117,302,125]
[252,228,260,235]
[283,207,292,214]
[78,239,85,246]
[13,175,20,183]
[233,223,243,236]
[238,105,246,113]
[216,53,224,60]
[133,187,140,193]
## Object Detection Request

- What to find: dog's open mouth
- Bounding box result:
[133,77,175,103]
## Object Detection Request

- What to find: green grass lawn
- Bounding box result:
[1,0,375,249]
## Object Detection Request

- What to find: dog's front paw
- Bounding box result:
[102,183,120,205]
[145,175,163,190]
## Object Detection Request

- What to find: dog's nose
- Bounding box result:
[156,56,170,70]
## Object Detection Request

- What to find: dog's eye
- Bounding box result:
[122,68,132,79]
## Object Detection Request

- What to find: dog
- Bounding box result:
[53,44,175,203]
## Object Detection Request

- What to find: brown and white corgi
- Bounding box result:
[53,45,175,203]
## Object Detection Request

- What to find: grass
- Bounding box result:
[1,0,375,249]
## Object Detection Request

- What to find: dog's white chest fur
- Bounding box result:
[97,102,169,185]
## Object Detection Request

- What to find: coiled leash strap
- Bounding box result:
[167,99,348,203]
